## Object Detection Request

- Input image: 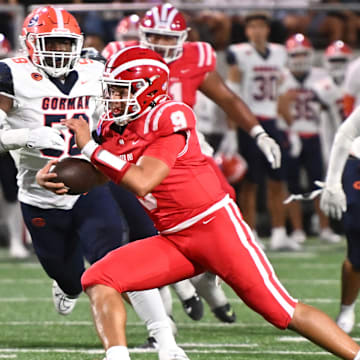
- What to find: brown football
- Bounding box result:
[50,157,101,195]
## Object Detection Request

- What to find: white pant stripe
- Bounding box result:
[224,203,296,319]
[229,201,297,305]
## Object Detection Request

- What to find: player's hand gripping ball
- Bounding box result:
[50,157,101,195]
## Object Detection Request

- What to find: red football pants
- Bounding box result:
[82,200,297,329]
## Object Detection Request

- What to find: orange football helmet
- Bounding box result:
[21,6,83,78]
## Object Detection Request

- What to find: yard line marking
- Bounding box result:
[0,297,341,304]
[281,279,339,284]
[0,356,16,359]
[0,279,48,284]
[268,252,316,259]
[278,336,360,342]
[275,263,339,269]
[0,278,340,286]
[0,348,331,355]
[180,343,258,348]
[0,263,41,269]
[277,336,309,342]
[0,320,271,328]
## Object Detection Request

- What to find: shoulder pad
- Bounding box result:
[143,101,196,137]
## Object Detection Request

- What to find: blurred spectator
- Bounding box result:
[115,14,140,41]
[191,11,232,50]
[275,0,359,48]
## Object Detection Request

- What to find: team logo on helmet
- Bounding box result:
[28,15,39,27]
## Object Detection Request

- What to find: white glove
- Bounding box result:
[255,132,281,169]
[319,182,347,220]
[27,127,65,151]
[218,129,238,155]
[288,131,302,158]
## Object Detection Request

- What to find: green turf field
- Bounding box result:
[0,237,354,360]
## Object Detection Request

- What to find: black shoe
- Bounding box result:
[182,294,204,321]
[213,303,236,323]
[138,336,158,349]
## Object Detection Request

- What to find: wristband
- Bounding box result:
[81,139,100,160]
[249,125,266,140]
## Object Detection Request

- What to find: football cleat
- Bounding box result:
[182,294,204,321]
[270,229,302,251]
[336,309,355,334]
[213,303,236,323]
[138,336,159,349]
[158,346,190,360]
[52,280,78,315]
[319,228,342,244]
[290,229,307,244]
[9,243,30,259]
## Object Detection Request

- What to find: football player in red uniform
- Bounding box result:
[102,4,282,324]
[103,4,280,171]
[39,46,360,360]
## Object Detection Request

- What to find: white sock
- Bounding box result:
[271,227,286,237]
[106,345,130,360]
[5,201,25,248]
[159,286,173,316]
[190,273,227,309]
[340,301,356,314]
[171,279,196,301]
[353,350,360,360]
[127,289,177,349]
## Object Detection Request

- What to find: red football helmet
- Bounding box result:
[101,46,170,125]
[115,14,140,41]
[324,40,352,84]
[21,6,83,78]
[286,33,313,73]
[139,3,188,63]
[215,153,248,184]
[0,33,11,59]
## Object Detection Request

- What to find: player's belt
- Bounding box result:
[298,132,318,139]
[256,116,274,122]
[161,195,231,234]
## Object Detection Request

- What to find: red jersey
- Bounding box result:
[94,100,226,232]
[168,42,216,108]
[102,40,216,109]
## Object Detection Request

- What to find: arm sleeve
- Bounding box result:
[143,132,186,168]
[325,105,360,186]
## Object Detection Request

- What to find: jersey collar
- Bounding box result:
[48,70,79,96]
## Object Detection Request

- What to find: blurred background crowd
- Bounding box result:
[0,0,359,257]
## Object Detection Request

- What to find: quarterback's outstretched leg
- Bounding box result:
[288,302,360,360]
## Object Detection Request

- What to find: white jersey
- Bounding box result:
[227,42,287,118]
[344,57,360,108]
[318,75,345,165]
[0,56,104,210]
[193,50,228,135]
[343,57,360,157]
[278,67,340,135]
